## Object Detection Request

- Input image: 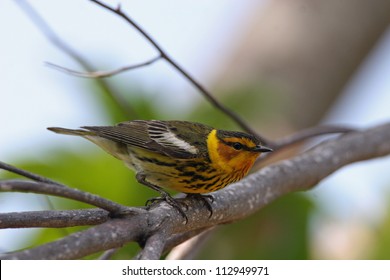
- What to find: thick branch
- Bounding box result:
[1,123,390,259]
[1,218,147,260]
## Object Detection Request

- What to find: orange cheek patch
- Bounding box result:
[217,142,258,172]
[217,142,240,161]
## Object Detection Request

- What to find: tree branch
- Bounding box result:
[135,231,169,260]
[1,218,147,260]
[0,160,64,186]
[1,123,389,259]
[269,125,356,149]
[256,124,356,163]
[0,180,143,215]
[0,209,109,229]
[45,55,162,78]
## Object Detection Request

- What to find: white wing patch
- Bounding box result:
[148,123,198,154]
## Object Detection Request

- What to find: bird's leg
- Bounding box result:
[136,173,188,223]
[186,193,214,218]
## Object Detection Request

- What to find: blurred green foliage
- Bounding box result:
[197,193,313,259]
[371,193,390,259]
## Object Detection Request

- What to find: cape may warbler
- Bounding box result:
[48,120,272,220]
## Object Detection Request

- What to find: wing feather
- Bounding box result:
[82,120,204,159]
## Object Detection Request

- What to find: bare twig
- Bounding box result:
[0,179,143,215]
[45,55,162,78]
[15,0,137,119]
[270,125,357,149]
[88,0,262,140]
[0,161,64,186]
[255,125,357,165]
[1,123,389,259]
[0,209,109,229]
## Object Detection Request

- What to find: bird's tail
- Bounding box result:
[47,127,94,136]
[48,126,129,161]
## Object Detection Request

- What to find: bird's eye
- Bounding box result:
[232,142,243,150]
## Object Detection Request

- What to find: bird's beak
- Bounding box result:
[253,145,273,153]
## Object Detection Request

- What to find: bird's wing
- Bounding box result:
[82,120,203,159]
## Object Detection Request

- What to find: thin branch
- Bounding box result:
[0,160,143,215]
[0,209,109,229]
[0,180,143,215]
[45,55,162,78]
[15,0,137,119]
[0,160,64,186]
[270,125,357,149]
[254,125,357,165]
[2,123,389,260]
[15,0,83,66]
[89,0,262,140]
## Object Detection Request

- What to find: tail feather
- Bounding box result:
[47,127,94,136]
[47,126,128,161]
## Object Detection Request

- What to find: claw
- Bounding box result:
[145,194,188,223]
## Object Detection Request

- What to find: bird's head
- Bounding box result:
[207,129,272,174]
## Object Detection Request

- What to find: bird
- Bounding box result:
[48,120,272,221]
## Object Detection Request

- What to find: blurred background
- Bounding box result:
[1,0,390,259]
